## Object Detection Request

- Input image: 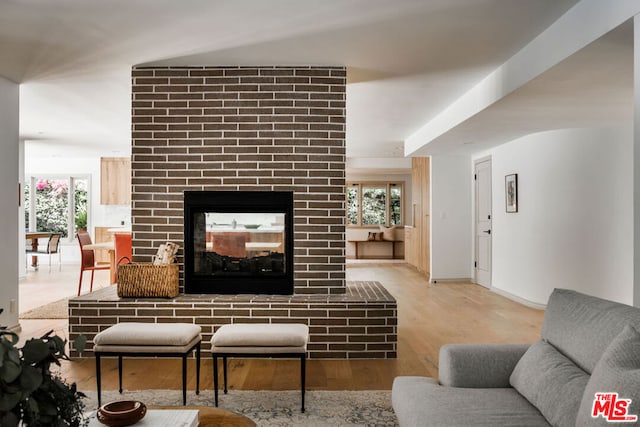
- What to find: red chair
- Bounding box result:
[114,232,132,266]
[77,231,109,296]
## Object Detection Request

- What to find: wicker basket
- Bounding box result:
[117,262,179,298]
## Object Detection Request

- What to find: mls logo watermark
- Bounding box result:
[592,392,638,423]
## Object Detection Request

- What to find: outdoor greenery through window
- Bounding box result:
[25,177,89,239]
[347,182,403,226]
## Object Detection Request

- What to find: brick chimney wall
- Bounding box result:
[130,66,346,295]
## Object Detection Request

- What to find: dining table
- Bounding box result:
[84,241,117,284]
[25,231,52,268]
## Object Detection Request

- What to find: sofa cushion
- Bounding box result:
[439,343,530,388]
[510,340,589,427]
[392,376,550,426]
[575,324,640,426]
[542,289,640,374]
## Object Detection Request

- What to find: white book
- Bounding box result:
[88,409,199,427]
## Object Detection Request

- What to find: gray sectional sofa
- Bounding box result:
[392,288,640,426]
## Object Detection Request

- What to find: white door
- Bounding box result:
[475,159,492,287]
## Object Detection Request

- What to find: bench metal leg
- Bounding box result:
[211,352,306,412]
[118,355,123,394]
[223,356,228,394]
[301,354,306,413]
[95,354,102,407]
[196,342,201,395]
[213,355,219,407]
[182,354,187,405]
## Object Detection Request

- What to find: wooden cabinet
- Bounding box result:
[100,157,131,205]
[406,157,430,275]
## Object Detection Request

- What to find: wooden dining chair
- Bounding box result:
[77,230,109,296]
[25,233,62,272]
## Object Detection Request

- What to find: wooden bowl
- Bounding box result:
[96,400,147,427]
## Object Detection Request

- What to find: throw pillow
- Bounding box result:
[367,232,377,241]
[575,324,640,426]
[510,340,589,427]
[379,225,396,241]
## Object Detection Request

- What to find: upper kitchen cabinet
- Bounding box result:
[100,157,131,205]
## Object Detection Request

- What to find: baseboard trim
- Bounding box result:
[429,277,473,284]
[491,287,547,310]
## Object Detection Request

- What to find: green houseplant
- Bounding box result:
[0,309,88,426]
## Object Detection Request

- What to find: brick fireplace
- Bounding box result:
[69,66,397,358]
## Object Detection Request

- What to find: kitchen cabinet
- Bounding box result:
[100,157,131,205]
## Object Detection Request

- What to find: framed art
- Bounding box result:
[505,174,518,213]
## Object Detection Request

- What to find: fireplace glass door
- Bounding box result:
[193,212,286,277]
[184,191,294,294]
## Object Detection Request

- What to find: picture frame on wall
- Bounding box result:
[505,174,518,213]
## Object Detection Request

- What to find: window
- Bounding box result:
[25,176,90,240]
[347,182,403,226]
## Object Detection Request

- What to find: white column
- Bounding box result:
[0,76,20,329]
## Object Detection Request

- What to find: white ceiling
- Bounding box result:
[3,0,627,166]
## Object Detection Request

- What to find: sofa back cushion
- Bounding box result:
[542,289,640,374]
[510,340,589,427]
[575,324,640,426]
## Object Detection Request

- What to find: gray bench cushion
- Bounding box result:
[211,323,308,351]
[94,322,202,353]
[392,376,550,427]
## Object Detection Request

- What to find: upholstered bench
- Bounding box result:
[93,322,202,406]
[211,323,309,412]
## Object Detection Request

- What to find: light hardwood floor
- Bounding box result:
[18,262,544,392]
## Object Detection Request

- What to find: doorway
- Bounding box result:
[474,158,492,287]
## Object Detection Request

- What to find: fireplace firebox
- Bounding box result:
[183,191,294,294]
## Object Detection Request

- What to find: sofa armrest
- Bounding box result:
[438,343,531,388]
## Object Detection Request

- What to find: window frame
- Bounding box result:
[25,174,91,242]
[346,181,403,227]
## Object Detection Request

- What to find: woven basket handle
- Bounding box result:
[117,256,132,265]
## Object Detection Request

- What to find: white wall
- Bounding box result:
[0,76,19,329]
[430,155,473,280]
[487,127,633,306]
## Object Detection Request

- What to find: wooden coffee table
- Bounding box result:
[153,406,255,427]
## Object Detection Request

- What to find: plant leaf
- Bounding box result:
[0,391,22,411]
[0,411,19,427]
[27,396,40,417]
[0,341,6,367]
[49,335,66,353]
[19,364,43,393]
[0,330,18,345]
[6,346,20,365]
[21,339,50,364]
[0,360,21,383]
[72,335,87,353]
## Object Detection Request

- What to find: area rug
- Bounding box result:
[19,297,68,319]
[83,389,398,426]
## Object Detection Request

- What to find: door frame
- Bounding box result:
[473,156,492,287]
